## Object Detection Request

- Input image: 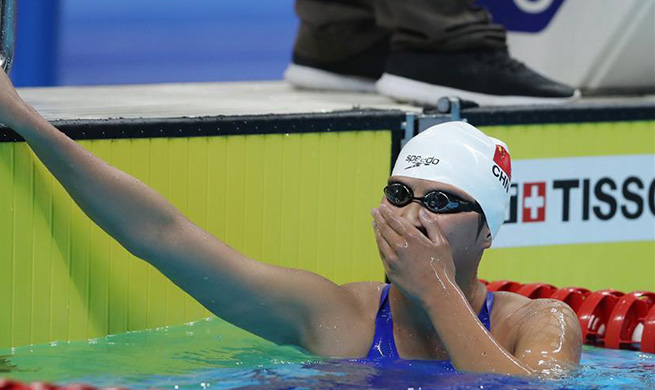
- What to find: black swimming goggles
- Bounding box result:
[383,182,483,215]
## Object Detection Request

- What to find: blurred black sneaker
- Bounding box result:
[284,38,389,93]
[376,49,580,106]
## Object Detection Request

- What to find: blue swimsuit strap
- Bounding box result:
[366,284,495,360]
[367,284,399,359]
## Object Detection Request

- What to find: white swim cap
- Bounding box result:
[391,121,511,240]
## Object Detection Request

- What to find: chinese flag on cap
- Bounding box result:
[493,145,511,179]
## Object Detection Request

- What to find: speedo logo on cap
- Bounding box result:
[405,155,440,170]
[491,145,512,192]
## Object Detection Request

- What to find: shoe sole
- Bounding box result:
[376,74,581,107]
[284,64,378,93]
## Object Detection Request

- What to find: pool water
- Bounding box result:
[1,317,653,390]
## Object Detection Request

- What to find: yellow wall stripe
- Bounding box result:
[480,121,655,159]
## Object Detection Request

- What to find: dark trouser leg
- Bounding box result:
[293,0,390,67]
[294,0,505,58]
[374,0,507,52]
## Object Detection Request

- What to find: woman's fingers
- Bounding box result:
[371,212,394,249]
[380,204,433,245]
[419,208,447,245]
[372,220,395,272]
[379,204,430,243]
[378,204,411,235]
[372,208,404,248]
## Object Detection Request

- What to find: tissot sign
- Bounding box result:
[493,155,655,248]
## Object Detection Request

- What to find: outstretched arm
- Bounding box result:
[0,71,366,353]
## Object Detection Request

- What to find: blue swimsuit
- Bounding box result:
[366,284,495,368]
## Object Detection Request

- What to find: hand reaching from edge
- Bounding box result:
[371,204,456,307]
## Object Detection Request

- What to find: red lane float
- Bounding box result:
[550,287,591,313]
[0,380,125,390]
[641,305,655,353]
[516,283,557,299]
[0,380,30,390]
[568,289,625,346]
[486,280,523,293]
[605,291,655,350]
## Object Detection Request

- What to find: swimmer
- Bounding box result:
[0,70,581,376]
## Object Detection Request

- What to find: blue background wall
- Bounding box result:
[12,0,297,87]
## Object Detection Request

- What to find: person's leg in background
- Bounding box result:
[286,0,578,105]
[285,0,391,92]
[375,0,507,52]
[374,0,578,105]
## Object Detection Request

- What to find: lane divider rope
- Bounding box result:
[483,279,655,354]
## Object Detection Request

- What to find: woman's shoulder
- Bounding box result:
[491,291,576,352]
[492,291,531,314]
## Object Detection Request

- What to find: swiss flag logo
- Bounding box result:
[522,182,546,223]
[493,145,511,179]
